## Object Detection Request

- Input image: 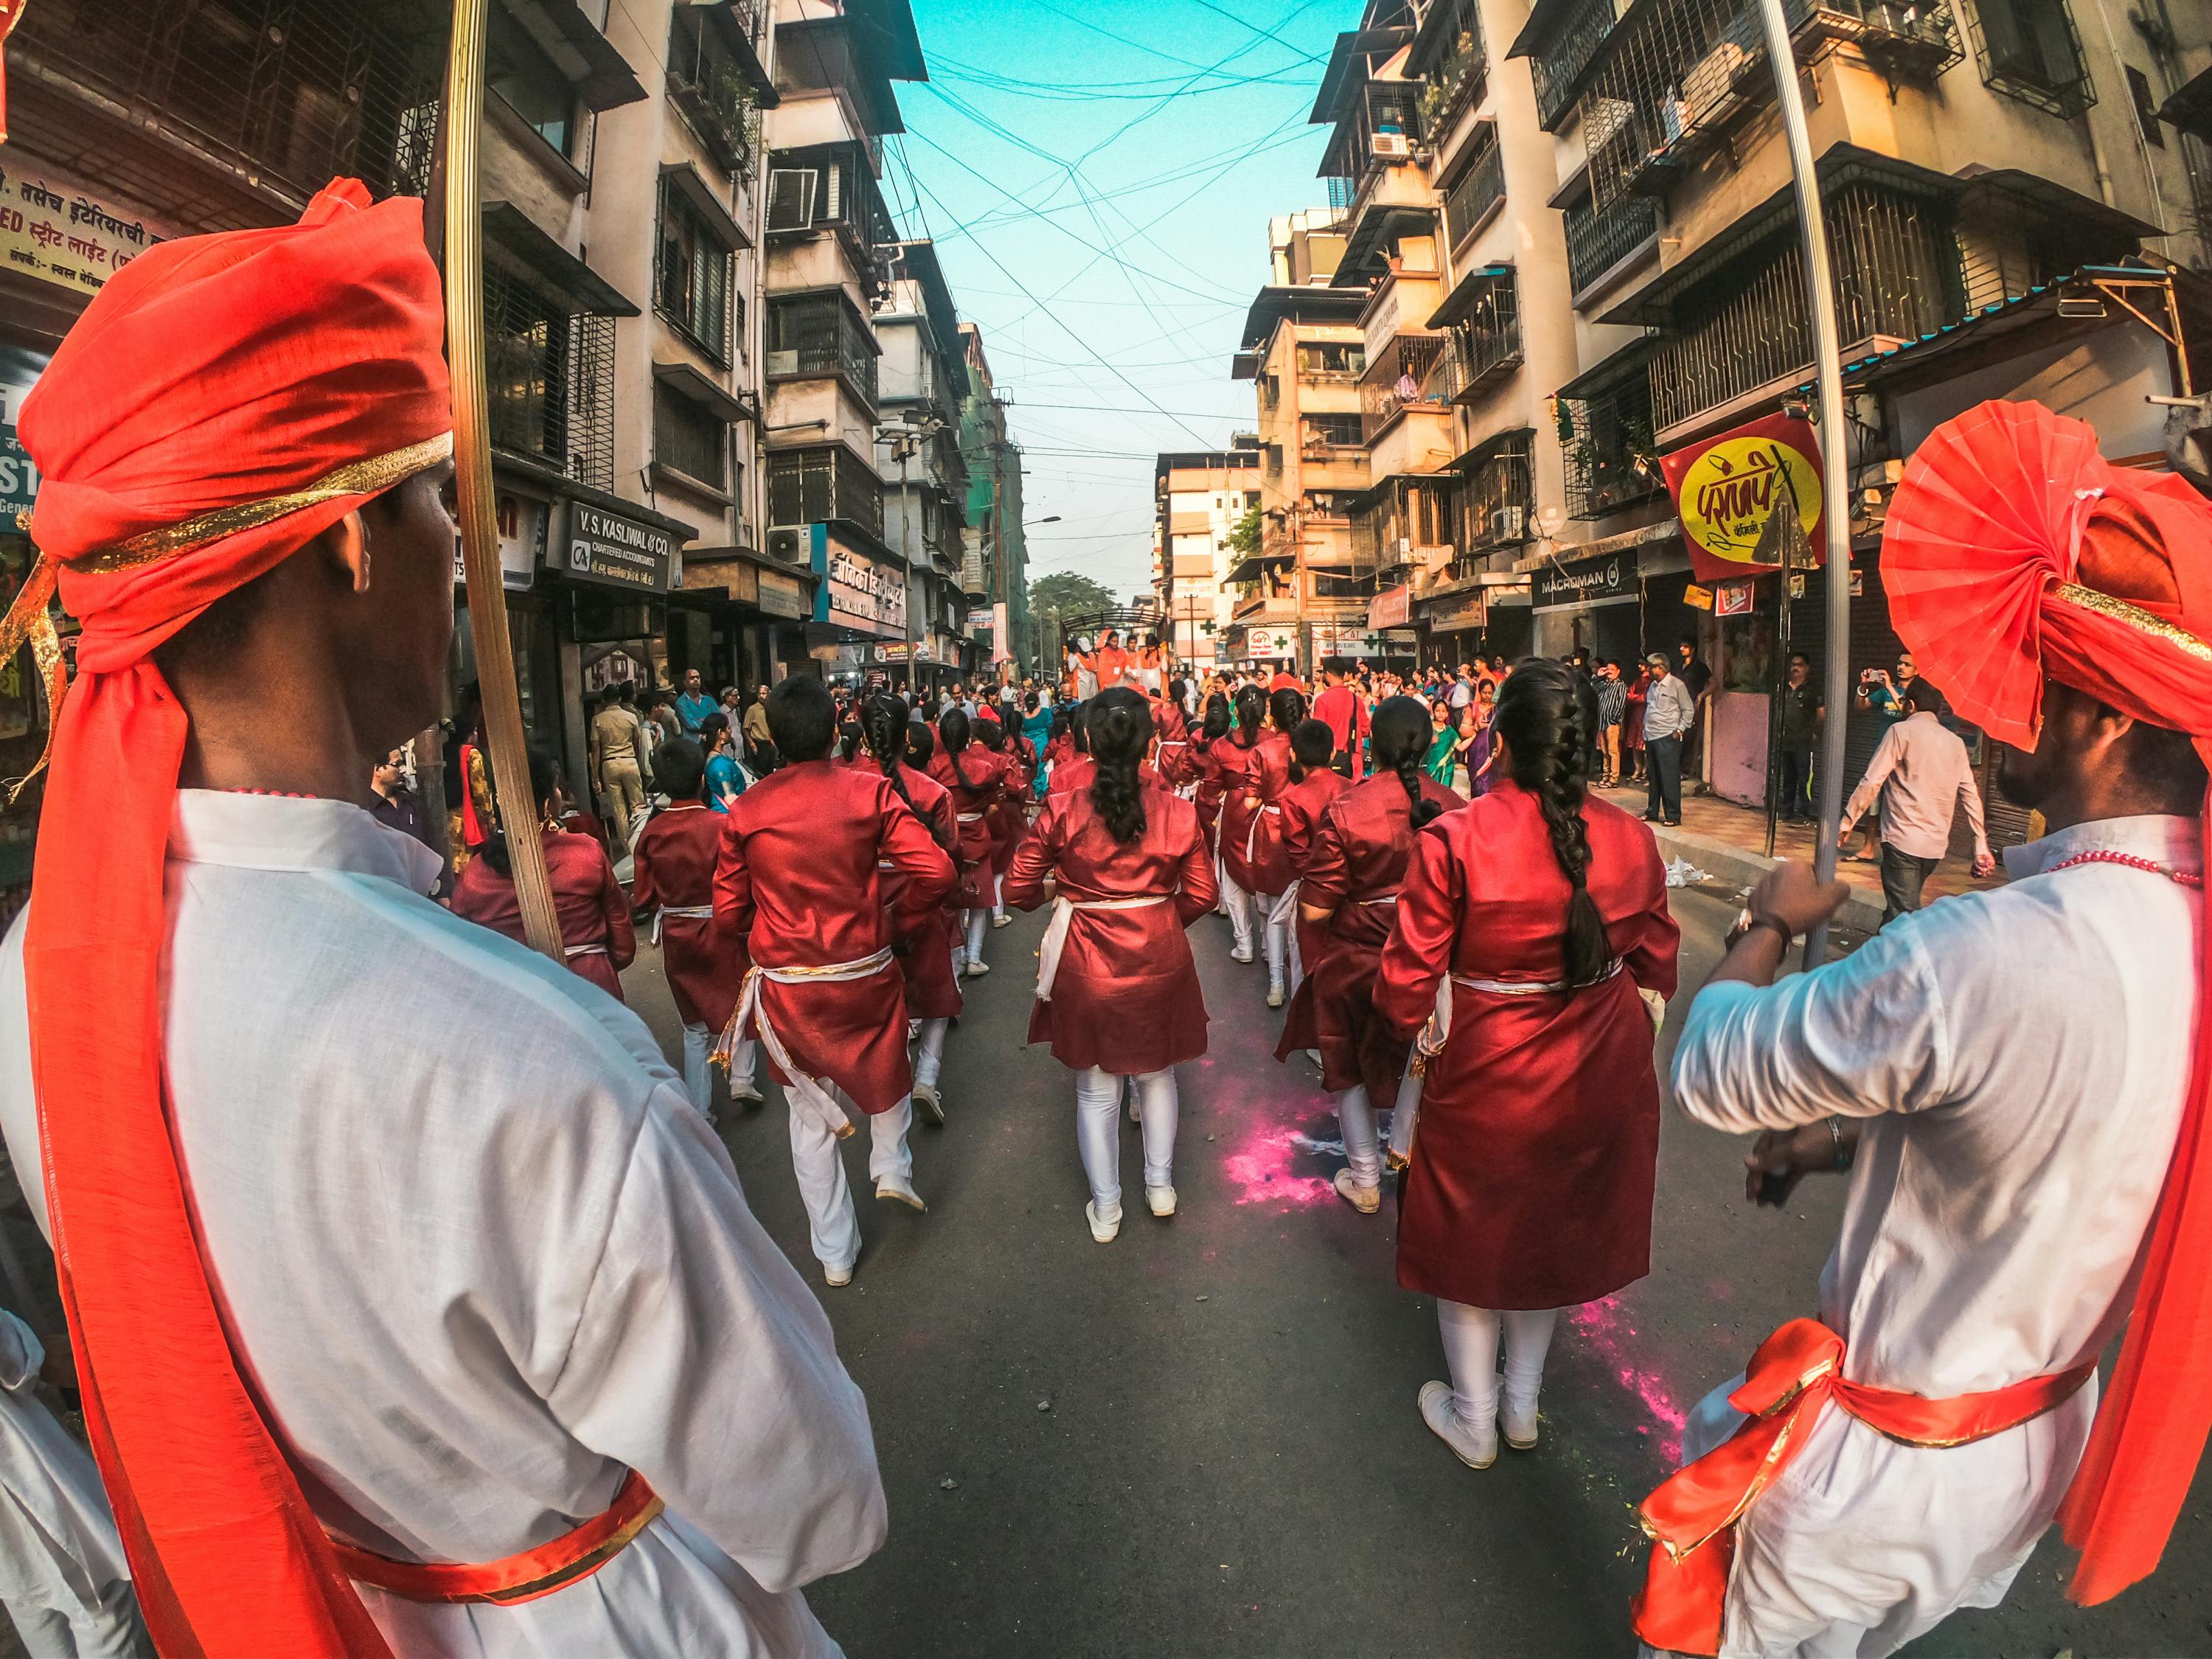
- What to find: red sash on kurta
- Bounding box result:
[1631,1319,2095,1656]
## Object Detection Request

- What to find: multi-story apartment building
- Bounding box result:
[873,238,973,692]
[1228,210,1382,671]
[958,324,1034,680]
[1154,442,1265,675]
[761,0,924,684]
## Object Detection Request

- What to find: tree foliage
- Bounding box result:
[1227,504,1262,560]
[1027,571,1119,619]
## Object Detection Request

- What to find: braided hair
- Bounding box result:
[1369,696,1443,832]
[863,694,952,855]
[1287,717,1333,785]
[939,706,973,757]
[838,717,864,763]
[479,745,563,878]
[1232,684,1266,748]
[1086,686,1150,843]
[1200,690,1233,743]
[1269,684,1307,735]
[905,720,936,768]
[1493,658,1609,987]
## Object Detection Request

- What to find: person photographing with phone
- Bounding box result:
[1634,402,2212,1658]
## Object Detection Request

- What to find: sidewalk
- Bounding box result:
[1593,779,1998,934]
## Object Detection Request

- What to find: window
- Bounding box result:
[667,4,760,175]
[482,267,616,492]
[767,293,880,406]
[655,383,728,491]
[657,179,734,363]
[768,445,884,540]
[2128,65,2166,147]
[1303,412,1365,448]
[1969,0,2094,119]
[1296,341,1366,379]
[487,7,576,159]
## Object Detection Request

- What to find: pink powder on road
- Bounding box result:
[1570,1295,1689,1464]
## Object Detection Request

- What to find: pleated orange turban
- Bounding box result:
[12,178,450,1657]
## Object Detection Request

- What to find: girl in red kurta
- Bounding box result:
[1192,692,1234,918]
[1273,717,1349,1004]
[1374,660,1678,1470]
[861,695,961,1124]
[715,678,959,1284]
[927,709,1009,978]
[633,738,756,1118]
[1281,700,1463,1212]
[451,748,636,1003]
[1007,689,1218,1243]
[1210,686,1270,961]
[975,712,1021,928]
[1252,686,1307,1007]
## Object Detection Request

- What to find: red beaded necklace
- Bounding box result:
[2045,849,2205,889]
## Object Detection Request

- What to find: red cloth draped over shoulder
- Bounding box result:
[1881,399,2212,1605]
[13,181,452,1655]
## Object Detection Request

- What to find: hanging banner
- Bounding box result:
[1660,413,1826,584]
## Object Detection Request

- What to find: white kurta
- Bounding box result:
[1667,814,2199,1659]
[0,792,886,1657]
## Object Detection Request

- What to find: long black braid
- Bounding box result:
[863,694,952,855]
[1200,690,1233,743]
[1269,685,1307,737]
[1369,696,1443,832]
[1494,659,1610,987]
[1086,686,1150,843]
[1232,684,1265,748]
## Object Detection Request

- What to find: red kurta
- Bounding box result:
[1374,784,1680,1310]
[632,802,743,1029]
[451,827,636,1001]
[713,758,957,1113]
[927,743,1008,908]
[1006,785,1217,1074]
[1276,765,1349,995]
[1273,771,1464,1088]
[1241,731,1297,894]
[1210,733,1267,886]
[883,762,963,1020]
[1312,684,1369,779]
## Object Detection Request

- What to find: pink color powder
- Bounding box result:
[1570,1295,1689,1464]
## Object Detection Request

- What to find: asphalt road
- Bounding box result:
[616,884,2212,1659]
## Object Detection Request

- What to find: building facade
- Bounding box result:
[958,324,1034,680]
[1153,444,1265,675]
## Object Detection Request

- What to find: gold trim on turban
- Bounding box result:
[2053,582,2212,664]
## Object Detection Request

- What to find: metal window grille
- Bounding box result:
[667,4,762,178]
[484,264,614,493]
[655,178,734,365]
[1531,0,1626,128]
[768,445,883,540]
[1349,476,1455,580]
[1646,182,1956,432]
[1965,0,2094,118]
[1443,136,1506,249]
[1453,431,1534,561]
[1321,75,1426,208]
[1360,335,1453,443]
[1304,412,1366,448]
[1433,274,1523,403]
[655,384,728,490]
[1416,0,1489,132]
[1565,190,1660,293]
[1560,372,1662,520]
[767,294,880,408]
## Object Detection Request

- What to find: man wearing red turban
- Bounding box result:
[0,181,885,1655]
[1632,401,2212,1655]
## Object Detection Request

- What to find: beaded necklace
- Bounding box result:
[2045,849,2205,890]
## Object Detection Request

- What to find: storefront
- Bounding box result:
[674,549,821,704]
[807,521,908,686]
[1531,546,1641,665]
[541,493,689,795]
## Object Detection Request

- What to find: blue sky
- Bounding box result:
[886,0,1349,599]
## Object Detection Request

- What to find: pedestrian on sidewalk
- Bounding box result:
[1006,689,1217,1242]
[591,683,647,845]
[675,667,716,737]
[742,683,778,775]
[1641,398,2212,1658]
[1838,679,1993,926]
[1281,698,1464,1216]
[1374,661,1677,1470]
[1676,636,1713,791]
[714,677,957,1278]
[1624,659,1650,784]
[1847,652,1918,862]
[1776,652,1823,822]
[1596,660,1627,787]
[1641,652,1695,825]
[632,737,758,1120]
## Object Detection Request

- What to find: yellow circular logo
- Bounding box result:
[1677,436,1821,567]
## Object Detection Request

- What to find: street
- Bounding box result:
[620,887,2212,1659]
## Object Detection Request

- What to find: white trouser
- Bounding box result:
[788,1095,915,1270]
[914,1015,949,1089]
[1271,885,1304,995]
[1260,891,1287,991]
[1074,1065,1178,1221]
[1214,852,1232,917]
[964,908,989,961]
[682,1023,755,1113]
[1436,1300,1559,1429]
[993,871,1007,919]
[7,1584,149,1659]
[1220,869,1257,956]
[1335,1085,1385,1189]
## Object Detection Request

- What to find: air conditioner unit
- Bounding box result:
[768,526,804,560]
[1489,505,1528,543]
[1370,131,1413,160]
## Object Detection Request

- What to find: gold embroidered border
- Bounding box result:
[2053,582,2212,664]
[56,431,454,574]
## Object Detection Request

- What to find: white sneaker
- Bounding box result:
[824,1261,855,1288]
[1267,983,1285,1009]
[912,1082,945,1126]
[1419,1380,1497,1470]
[1146,1185,1177,1217]
[1334,1168,1382,1214]
[1502,1385,1540,1451]
[1230,945,1255,965]
[728,1079,764,1106]
[875,1175,927,1213]
[964,959,992,978]
[992,912,1012,928]
[1085,1200,1120,1243]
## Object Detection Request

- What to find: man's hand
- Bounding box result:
[1972,849,1996,879]
[1748,860,1850,939]
[1745,1120,1857,1205]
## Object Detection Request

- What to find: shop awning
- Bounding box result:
[483,203,639,317]
[659,161,752,250]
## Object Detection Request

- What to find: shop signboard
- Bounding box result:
[1714,580,1756,617]
[1243,626,1287,660]
[757,567,809,619]
[1368,585,1410,630]
[1531,548,1632,611]
[0,160,168,296]
[566,502,675,594]
[1683,582,1715,611]
[452,491,546,591]
[875,641,933,663]
[810,525,905,637]
[1,344,45,526]
[1426,593,1489,633]
[1660,412,1826,584]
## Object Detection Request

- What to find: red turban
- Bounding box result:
[12,179,450,1655]
[1882,399,2212,1606]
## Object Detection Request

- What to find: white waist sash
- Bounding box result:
[565,943,608,959]
[1035,894,1170,1001]
[714,947,897,1139]
[956,810,988,824]
[650,902,714,945]
[1413,957,1625,1071]
[1242,801,1281,864]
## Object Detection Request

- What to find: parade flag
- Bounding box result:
[1660,412,1827,584]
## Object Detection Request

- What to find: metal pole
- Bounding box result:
[445,0,563,959]
[1754,0,1851,970]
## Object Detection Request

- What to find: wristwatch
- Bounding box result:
[1725,908,1793,950]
